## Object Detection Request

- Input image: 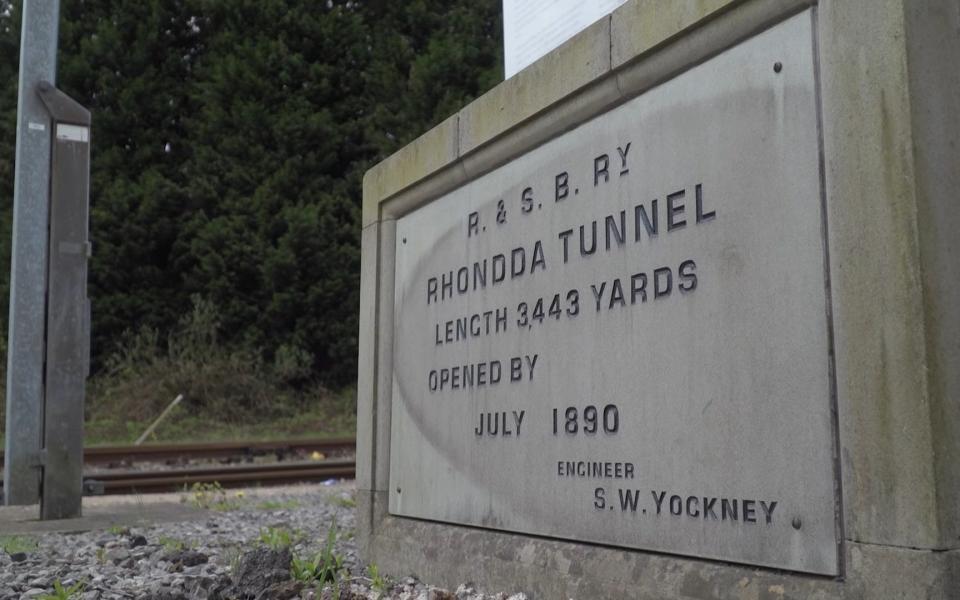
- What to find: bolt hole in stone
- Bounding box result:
[792,517,802,530]
[402,237,407,244]
[396,487,402,494]
[773,61,783,73]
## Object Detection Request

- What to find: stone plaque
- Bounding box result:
[389,11,838,575]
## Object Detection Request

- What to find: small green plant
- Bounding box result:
[158,536,189,552]
[255,499,301,511]
[108,525,129,536]
[257,526,302,549]
[189,481,240,511]
[222,544,243,573]
[291,518,344,586]
[332,494,356,509]
[39,579,85,600]
[368,563,389,593]
[0,535,37,555]
[95,547,106,565]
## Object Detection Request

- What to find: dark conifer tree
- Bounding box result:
[0,0,503,387]
[0,1,21,323]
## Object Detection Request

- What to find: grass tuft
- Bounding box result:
[0,535,37,555]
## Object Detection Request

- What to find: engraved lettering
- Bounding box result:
[703,497,718,520]
[654,267,672,299]
[558,229,573,263]
[667,189,686,231]
[594,487,606,510]
[468,211,479,237]
[619,489,641,512]
[630,272,648,304]
[678,260,697,293]
[556,172,569,202]
[652,491,667,515]
[635,199,658,241]
[580,222,597,256]
[669,495,682,516]
[591,282,606,312]
[743,499,757,523]
[594,154,609,185]
[605,211,626,250]
[760,500,778,524]
[695,183,715,222]
[722,498,738,521]
[530,240,546,273]
[617,142,631,176]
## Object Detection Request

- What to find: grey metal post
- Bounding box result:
[4,0,61,506]
[36,82,91,520]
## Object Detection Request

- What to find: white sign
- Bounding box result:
[503,0,628,78]
[56,124,89,143]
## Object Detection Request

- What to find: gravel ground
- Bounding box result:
[0,482,525,600]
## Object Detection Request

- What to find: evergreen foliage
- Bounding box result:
[0,0,19,311]
[0,0,503,387]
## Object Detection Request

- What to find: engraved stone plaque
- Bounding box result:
[388,11,839,575]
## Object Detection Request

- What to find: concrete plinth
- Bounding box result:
[357,0,960,597]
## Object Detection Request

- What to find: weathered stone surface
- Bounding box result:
[610,0,739,68]
[362,115,459,227]
[901,0,960,549]
[230,547,292,597]
[253,579,302,600]
[355,221,381,493]
[362,488,960,599]
[161,549,207,567]
[458,17,610,158]
[818,0,960,550]
[359,0,960,596]
[389,9,835,575]
[103,548,130,565]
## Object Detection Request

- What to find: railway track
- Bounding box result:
[0,437,356,496]
[0,436,355,466]
[85,458,356,495]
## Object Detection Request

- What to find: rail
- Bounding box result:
[86,459,356,494]
[0,436,355,466]
[0,437,357,496]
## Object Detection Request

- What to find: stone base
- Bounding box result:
[357,0,960,597]
[358,491,958,600]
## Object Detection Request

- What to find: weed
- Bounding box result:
[257,526,302,549]
[95,547,106,565]
[255,499,301,511]
[107,525,129,536]
[222,544,243,573]
[291,517,344,586]
[158,536,194,552]
[368,563,389,593]
[189,481,240,511]
[332,493,356,509]
[0,535,37,555]
[38,579,85,600]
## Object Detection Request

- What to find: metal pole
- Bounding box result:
[4,0,61,506]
